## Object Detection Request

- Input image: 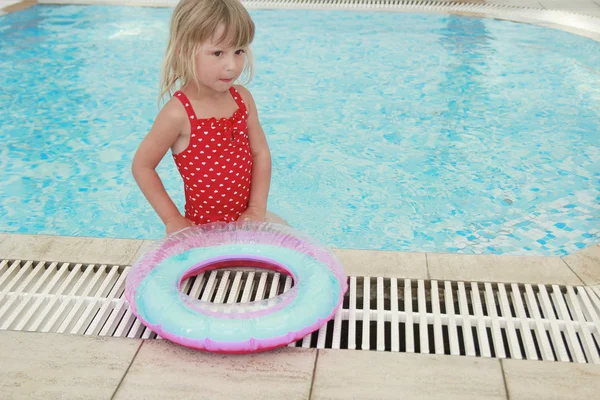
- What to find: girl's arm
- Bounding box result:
[236,86,272,220]
[131,99,192,232]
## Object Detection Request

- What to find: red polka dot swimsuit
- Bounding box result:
[172,87,252,225]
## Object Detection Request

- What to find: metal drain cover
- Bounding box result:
[1,259,599,363]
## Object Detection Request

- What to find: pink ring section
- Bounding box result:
[179,256,297,285]
[159,288,345,354]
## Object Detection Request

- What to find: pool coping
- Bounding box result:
[2,1,600,42]
[22,0,599,43]
[0,0,33,13]
[1,232,598,286]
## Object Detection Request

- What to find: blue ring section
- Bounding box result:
[134,244,343,342]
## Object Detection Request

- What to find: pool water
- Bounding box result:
[1,5,599,256]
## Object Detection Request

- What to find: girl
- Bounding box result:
[132,0,285,234]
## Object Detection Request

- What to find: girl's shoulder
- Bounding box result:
[156,95,189,126]
[233,85,256,110]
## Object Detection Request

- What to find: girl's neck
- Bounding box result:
[183,81,229,101]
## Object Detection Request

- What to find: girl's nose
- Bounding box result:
[225,55,236,71]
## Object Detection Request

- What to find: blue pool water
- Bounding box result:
[1,5,599,256]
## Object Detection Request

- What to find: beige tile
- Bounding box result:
[484,0,544,7]
[0,234,144,265]
[0,233,7,245]
[312,350,506,400]
[2,0,35,14]
[0,331,140,400]
[538,0,600,13]
[546,1,600,18]
[115,340,316,400]
[427,253,583,285]
[503,358,600,399]
[129,239,158,264]
[563,244,600,285]
[333,249,428,279]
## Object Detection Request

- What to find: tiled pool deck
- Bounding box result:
[1,233,599,399]
[1,0,600,398]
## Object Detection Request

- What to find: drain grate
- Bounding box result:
[37,0,600,31]
[1,259,599,363]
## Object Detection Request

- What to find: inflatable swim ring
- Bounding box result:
[125,221,347,353]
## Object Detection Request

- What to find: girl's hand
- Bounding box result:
[238,207,266,222]
[165,215,194,235]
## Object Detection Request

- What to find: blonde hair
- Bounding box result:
[159,0,255,104]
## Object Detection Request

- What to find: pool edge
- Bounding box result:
[1,232,597,286]
[16,0,598,42]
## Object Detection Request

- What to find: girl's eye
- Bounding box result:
[235,49,245,55]
[213,51,223,56]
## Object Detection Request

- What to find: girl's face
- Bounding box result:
[195,24,247,93]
